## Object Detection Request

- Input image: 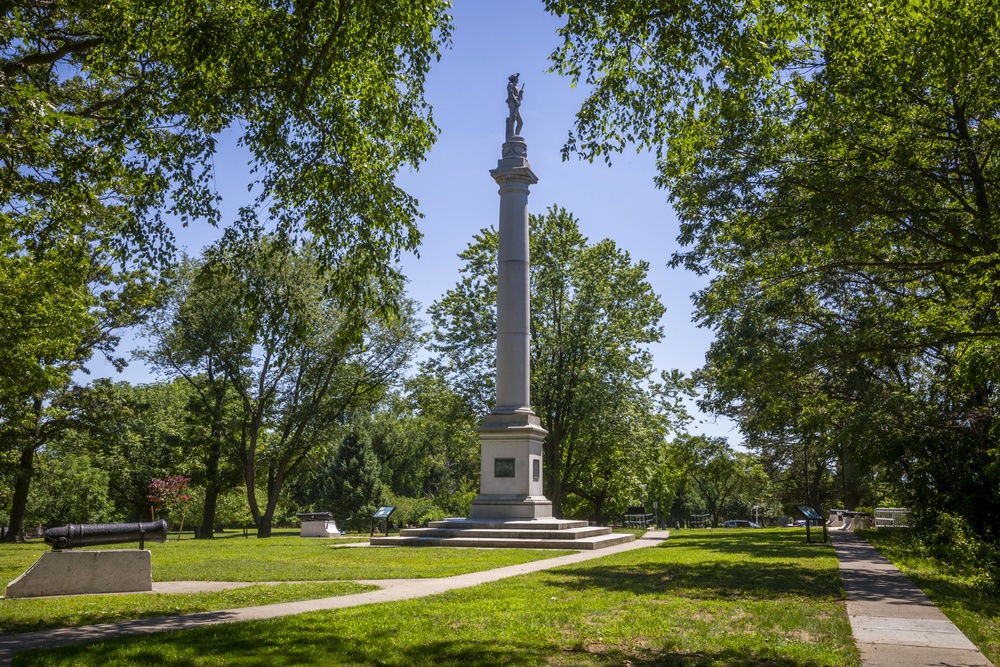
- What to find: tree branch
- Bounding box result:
[2,37,104,77]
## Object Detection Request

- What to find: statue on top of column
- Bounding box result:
[505,73,524,139]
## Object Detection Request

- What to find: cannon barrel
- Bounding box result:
[44,520,169,550]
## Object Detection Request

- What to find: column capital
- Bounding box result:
[489,165,538,187]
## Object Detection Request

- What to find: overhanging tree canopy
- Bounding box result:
[546,0,1000,533]
[1,0,451,539]
[2,0,452,300]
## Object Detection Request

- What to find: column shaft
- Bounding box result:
[495,178,531,412]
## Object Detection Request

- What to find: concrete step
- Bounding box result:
[369,532,635,550]
[397,526,613,540]
[426,518,589,531]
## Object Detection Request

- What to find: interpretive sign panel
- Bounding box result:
[796,505,823,521]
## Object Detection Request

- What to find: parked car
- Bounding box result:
[790,519,823,527]
[723,520,761,528]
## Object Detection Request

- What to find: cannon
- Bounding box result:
[44,520,169,550]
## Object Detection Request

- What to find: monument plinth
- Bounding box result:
[369,75,632,548]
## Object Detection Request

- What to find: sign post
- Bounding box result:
[796,505,826,543]
[370,506,396,538]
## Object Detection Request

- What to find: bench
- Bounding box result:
[623,507,654,528]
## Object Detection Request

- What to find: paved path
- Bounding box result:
[0,532,668,665]
[831,531,994,667]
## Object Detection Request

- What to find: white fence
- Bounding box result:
[874,507,913,528]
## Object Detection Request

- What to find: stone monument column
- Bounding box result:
[469,76,552,520]
[367,76,630,548]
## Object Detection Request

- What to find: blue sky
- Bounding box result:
[87,1,739,444]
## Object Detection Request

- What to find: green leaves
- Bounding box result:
[2,0,452,309]
[548,0,1000,530]
[143,237,418,535]
[429,206,689,518]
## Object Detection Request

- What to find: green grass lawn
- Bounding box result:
[13,529,860,666]
[0,533,569,584]
[0,533,570,636]
[0,582,373,636]
[862,529,1000,666]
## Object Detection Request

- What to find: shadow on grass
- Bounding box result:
[899,568,1000,621]
[24,628,536,667]
[541,530,842,602]
[670,530,836,561]
[23,629,839,667]
[550,559,841,601]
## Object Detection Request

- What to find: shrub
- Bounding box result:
[385,494,446,527]
[917,511,999,594]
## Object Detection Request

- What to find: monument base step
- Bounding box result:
[427,518,588,530]
[369,517,634,550]
[398,527,611,540]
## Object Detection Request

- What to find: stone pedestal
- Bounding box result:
[470,411,551,519]
[5,550,152,598]
[299,520,340,537]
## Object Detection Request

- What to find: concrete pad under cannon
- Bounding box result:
[5,550,152,599]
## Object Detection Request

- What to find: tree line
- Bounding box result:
[0,204,876,540]
[0,210,705,539]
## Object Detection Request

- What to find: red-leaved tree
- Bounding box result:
[147,475,192,539]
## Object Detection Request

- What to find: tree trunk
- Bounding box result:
[199,482,220,539]
[841,443,860,510]
[197,440,224,539]
[808,460,826,509]
[2,445,35,543]
[256,517,272,538]
[545,435,563,518]
[256,464,286,539]
[592,499,604,526]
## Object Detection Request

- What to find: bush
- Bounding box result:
[915,511,999,594]
[385,494,446,527]
[432,479,477,518]
[26,451,114,527]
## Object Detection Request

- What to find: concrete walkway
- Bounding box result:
[0,531,669,665]
[831,531,994,667]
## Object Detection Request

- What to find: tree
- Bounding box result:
[546,0,1000,536]
[674,436,744,528]
[147,238,417,536]
[666,435,771,527]
[290,423,385,532]
[0,239,157,541]
[2,0,452,304]
[140,259,248,538]
[147,475,192,522]
[2,3,452,534]
[50,379,189,524]
[25,446,114,529]
[0,238,93,405]
[367,373,481,509]
[429,206,689,518]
